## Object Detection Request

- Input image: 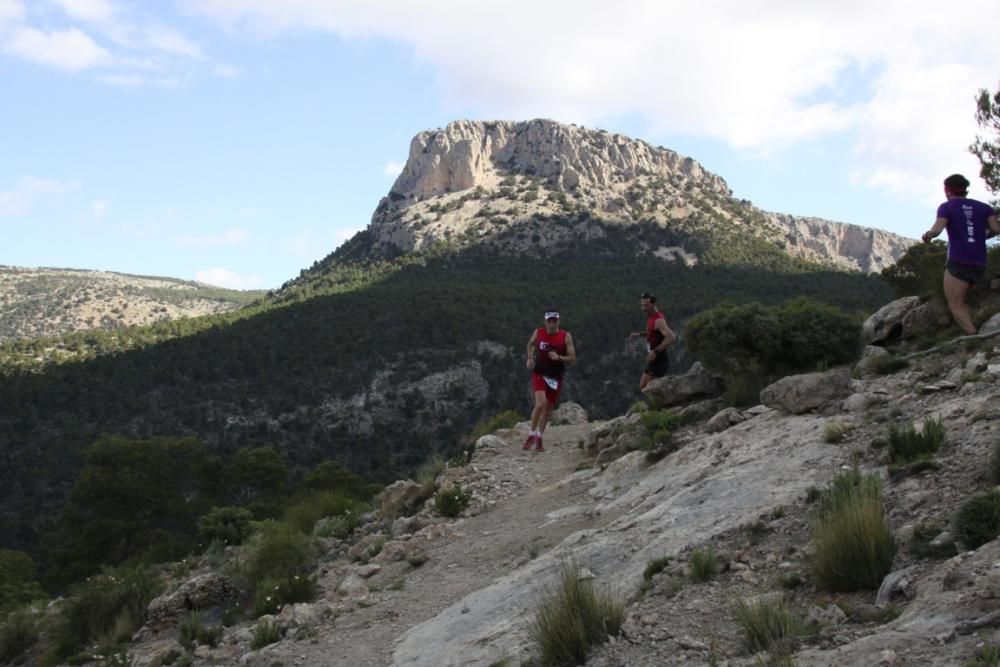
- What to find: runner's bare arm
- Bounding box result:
[653,319,677,352]
[922,217,948,242]
[988,213,1000,236]
[561,333,577,366]
[526,330,537,369]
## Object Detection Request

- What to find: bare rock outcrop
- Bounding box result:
[643,361,723,407]
[862,296,923,344]
[759,368,853,414]
[367,119,913,271]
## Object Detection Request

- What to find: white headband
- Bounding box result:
[544,311,560,320]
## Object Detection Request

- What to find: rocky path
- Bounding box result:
[261,422,617,667]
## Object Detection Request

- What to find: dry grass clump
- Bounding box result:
[530,565,624,666]
[811,469,896,592]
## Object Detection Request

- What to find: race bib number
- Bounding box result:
[543,376,560,391]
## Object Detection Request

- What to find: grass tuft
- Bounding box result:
[250,618,282,651]
[530,565,624,666]
[811,469,896,592]
[888,417,944,464]
[734,595,798,655]
[688,549,717,583]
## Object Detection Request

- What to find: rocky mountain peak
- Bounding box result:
[367,119,914,272]
[389,119,730,201]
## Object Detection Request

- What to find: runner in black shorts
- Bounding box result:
[627,293,677,391]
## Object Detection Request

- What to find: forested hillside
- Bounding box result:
[0,218,890,567]
[0,266,264,341]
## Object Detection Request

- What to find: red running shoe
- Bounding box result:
[535,435,544,452]
[522,434,536,450]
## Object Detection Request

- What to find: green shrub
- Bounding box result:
[823,420,850,444]
[639,409,680,448]
[416,457,446,498]
[688,550,717,583]
[811,471,896,591]
[686,298,861,390]
[161,648,183,665]
[313,511,361,539]
[529,565,624,666]
[965,642,1000,666]
[0,609,39,664]
[953,491,1000,549]
[734,595,798,655]
[0,550,47,616]
[250,618,282,651]
[869,355,909,375]
[178,611,222,650]
[434,485,472,518]
[880,241,947,299]
[284,491,359,534]
[642,556,671,583]
[197,506,255,547]
[405,552,429,568]
[472,410,522,439]
[888,417,945,464]
[252,576,316,618]
[48,564,161,662]
[244,521,314,602]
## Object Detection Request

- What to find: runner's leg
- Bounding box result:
[944,270,976,334]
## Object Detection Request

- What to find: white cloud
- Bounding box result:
[142,24,202,59]
[195,267,263,289]
[91,199,108,219]
[53,0,117,24]
[382,160,404,177]
[97,72,143,86]
[213,62,242,78]
[4,25,113,71]
[0,0,23,25]
[0,177,77,216]
[177,228,250,248]
[183,0,1000,201]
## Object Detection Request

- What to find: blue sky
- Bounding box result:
[2,0,998,289]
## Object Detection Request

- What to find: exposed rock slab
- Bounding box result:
[760,368,853,414]
[392,411,840,666]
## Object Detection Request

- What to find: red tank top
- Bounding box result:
[647,311,666,349]
[534,328,568,378]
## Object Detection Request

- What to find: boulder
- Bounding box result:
[378,480,425,519]
[336,573,370,601]
[900,300,950,339]
[474,434,506,450]
[145,573,240,634]
[842,393,870,412]
[759,368,853,414]
[676,398,727,423]
[276,601,328,629]
[980,312,1000,336]
[875,565,919,607]
[854,345,890,376]
[862,296,921,344]
[643,362,723,407]
[705,407,746,433]
[348,533,387,562]
[549,401,588,425]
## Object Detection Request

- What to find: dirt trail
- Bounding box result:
[266,422,615,667]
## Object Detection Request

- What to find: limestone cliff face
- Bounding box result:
[389,119,730,200]
[367,119,914,272]
[767,213,915,273]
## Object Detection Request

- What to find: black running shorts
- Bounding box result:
[643,352,669,378]
[947,260,986,285]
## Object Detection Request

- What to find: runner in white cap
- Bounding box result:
[523,309,576,452]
